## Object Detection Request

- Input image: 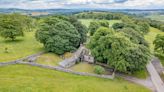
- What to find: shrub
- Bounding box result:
[94,65,105,74]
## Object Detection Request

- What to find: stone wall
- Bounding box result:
[0,52,45,66]
[19,62,114,79]
[0,61,113,79]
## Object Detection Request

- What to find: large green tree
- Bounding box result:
[153,34,164,54]
[36,17,81,55]
[0,14,23,40]
[89,21,101,36]
[0,13,34,40]
[48,15,88,43]
[88,27,151,73]
[119,28,148,47]
[68,16,88,43]
[89,20,109,36]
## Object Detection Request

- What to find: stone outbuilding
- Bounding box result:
[59,46,94,68]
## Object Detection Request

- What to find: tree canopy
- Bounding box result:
[119,28,148,47]
[0,13,34,40]
[153,34,164,54]
[0,14,23,40]
[88,27,151,73]
[89,20,109,36]
[35,17,81,55]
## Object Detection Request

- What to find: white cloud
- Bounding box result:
[0,0,163,9]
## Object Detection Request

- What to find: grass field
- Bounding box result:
[0,31,43,62]
[79,19,121,27]
[145,14,164,22]
[0,64,151,92]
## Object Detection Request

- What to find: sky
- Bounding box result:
[0,0,164,9]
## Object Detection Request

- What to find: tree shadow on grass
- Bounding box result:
[2,39,24,43]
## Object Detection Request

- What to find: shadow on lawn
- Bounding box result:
[2,38,24,43]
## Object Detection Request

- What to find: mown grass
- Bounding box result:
[0,64,151,92]
[0,31,43,62]
[79,19,121,27]
[36,53,63,66]
[36,52,73,66]
[70,62,95,73]
[70,62,112,75]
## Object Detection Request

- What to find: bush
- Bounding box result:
[94,66,105,74]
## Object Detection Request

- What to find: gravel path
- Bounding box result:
[147,60,164,92]
[151,57,164,74]
[117,73,156,92]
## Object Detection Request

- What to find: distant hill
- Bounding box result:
[0,8,164,16]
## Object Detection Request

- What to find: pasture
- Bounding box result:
[0,64,151,92]
[0,31,43,62]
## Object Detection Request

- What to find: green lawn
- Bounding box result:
[79,19,121,27]
[70,62,112,75]
[0,31,43,62]
[36,52,73,66]
[70,62,95,73]
[0,64,151,92]
[36,53,63,66]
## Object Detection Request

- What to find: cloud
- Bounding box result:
[0,0,163,9]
